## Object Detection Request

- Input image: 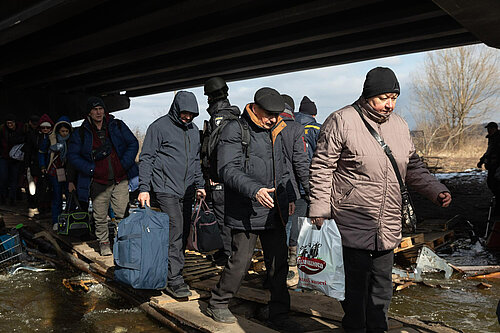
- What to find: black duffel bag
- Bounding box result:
[187,198,223,252]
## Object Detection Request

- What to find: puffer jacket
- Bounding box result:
[309,97,448,251]
[139,91,204,197]
[294,112,321,163]
[68,114,139,202]
[218,104,291,231]
[279,112,310,201]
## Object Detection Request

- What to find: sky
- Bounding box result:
[108,46,495,133]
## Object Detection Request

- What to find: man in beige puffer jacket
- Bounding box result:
[309,67,451,333]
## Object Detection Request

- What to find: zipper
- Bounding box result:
[337,186,355,205]
[183,130,188,188]
[271,132,285,226]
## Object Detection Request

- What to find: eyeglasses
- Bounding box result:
[40,126,52,130]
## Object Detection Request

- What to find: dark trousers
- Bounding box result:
[487,169,500,215]
[212,187,232,257]
[156,192,193,287]
[341,247,394,333]
[209,224,290,320]
[288,196,308,247]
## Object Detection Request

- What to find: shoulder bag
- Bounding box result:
[352,103,417,233]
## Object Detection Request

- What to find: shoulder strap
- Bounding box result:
[352,103,406,192]
[235,117,250,168]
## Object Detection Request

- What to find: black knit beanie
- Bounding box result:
[5,113,16,122]
[86,96,106,113]
[299,96,317,115]
[362,67,400,99]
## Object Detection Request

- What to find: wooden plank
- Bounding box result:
[191,277,345,322]
[394,233,425,253]
[150,289,211,306]
[424,231,454,249]
[151,299,278,333]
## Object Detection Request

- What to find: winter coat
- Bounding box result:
[279,113,310,201]
[218,104,291,231]
[139,91,205,197]
[46,116,72,177]
[0,122,25,160]
[479,130,500,170]
[68,114,139,202]
[309,97,448,251]
[294,112,321,163]
[23,126,43,177]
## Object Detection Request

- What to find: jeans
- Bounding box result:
[49,175,67,224]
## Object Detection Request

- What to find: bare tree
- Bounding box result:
[411,45,500,151]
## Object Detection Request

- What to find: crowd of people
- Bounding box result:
[1,67,458,333]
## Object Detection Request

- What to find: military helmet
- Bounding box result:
[204,77,228,96]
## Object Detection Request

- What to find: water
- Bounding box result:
[0,269,171,333]
[390,239,500,333]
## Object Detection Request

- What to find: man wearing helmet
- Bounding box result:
[201,77,241,266]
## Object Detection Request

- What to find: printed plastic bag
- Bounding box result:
[297,217,345,300]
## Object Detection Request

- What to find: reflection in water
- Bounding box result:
[0,270,171,333]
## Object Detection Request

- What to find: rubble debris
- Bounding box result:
[476,282,492,290]
[414,246,453,281]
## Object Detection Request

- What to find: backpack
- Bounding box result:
[113,207,169,289]
[203,111,250,182]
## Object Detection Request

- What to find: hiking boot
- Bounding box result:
[268,317,305,333]
[213,251,229,267]
[288,246,297,267]
[206,307,237,324]
[165,283,192,298]
[99,241,112,256]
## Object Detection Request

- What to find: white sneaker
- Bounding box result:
[28,208,36,218]
[34,208,39,215]
[52,224,58,231]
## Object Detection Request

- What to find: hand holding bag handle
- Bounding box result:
[352,103,417,233]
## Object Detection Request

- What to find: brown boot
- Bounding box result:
[288,246,297,267]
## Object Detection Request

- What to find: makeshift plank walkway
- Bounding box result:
[0,205,461,333]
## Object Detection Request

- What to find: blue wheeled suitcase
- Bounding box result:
[113,207,169,289]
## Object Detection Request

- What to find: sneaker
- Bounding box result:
[164,283,192,298]
[206,306,237,324]
[268,317,305,333]
[52,223,58,231]
[99,241,112,256]
[28,208,37,218]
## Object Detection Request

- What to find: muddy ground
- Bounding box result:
[410,156,496,240]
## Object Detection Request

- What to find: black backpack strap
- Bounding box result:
[235,118,250,169]
[352,103,406,192]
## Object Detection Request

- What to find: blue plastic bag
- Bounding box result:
[113,207,169,289]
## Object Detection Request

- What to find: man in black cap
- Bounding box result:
[200,77,240,266]
[206,87,302,332]
[68,96,139,256]
[478,121,500,214]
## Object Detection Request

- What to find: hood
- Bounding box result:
[39,113,54,127]
[207,98,240,117]
[294,112,316,125]
[357,96,391,123]
[54,116,73,132]
[168,91,199,127]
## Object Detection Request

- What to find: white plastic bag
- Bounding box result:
[297,217,345,300]
[9,144,24,161]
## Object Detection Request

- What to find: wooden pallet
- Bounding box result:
[394,233,425,253]
[424,231,454,249]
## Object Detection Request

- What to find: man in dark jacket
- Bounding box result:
[478,122,500,215]
[138,91,205,299]
[0,114,25,205]
[201,77,240,266]
[279,95,310,267]
[206,87,303,333]
[68,97,139,256]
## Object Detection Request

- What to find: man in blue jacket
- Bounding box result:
[138,91,205,299]
[68,97,139,256]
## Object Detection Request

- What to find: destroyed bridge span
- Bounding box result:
[1,0,499,120]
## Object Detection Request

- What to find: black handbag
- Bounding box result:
[187,198,223,252]
[352,103,417,233]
